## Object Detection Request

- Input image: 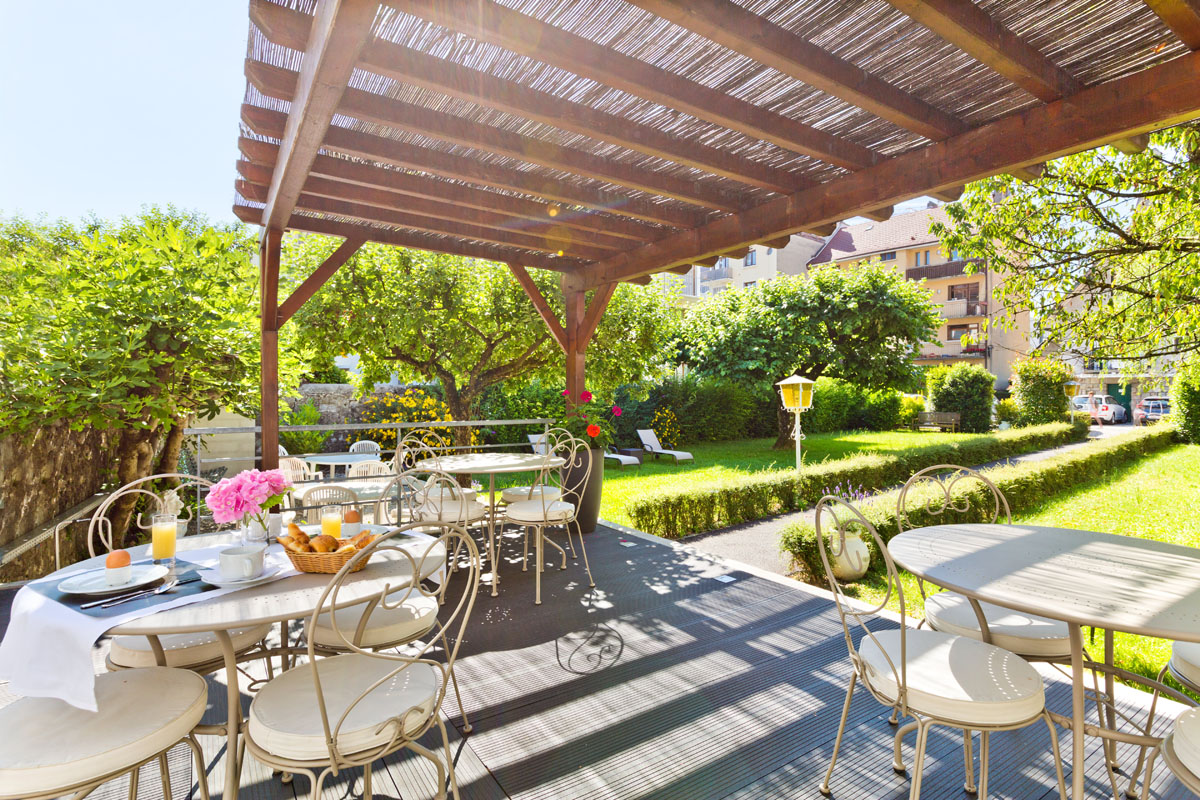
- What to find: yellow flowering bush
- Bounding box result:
[353,388,471,449]
[650,407,682,450]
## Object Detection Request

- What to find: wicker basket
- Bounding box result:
[285,540,370,574]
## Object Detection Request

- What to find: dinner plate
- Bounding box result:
[57,564,170,596]
[197,566,282,589]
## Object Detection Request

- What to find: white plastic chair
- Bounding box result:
[349,439,381,455]
[278,444,289,457]
[297,485,361,523]
[636,429,693,463]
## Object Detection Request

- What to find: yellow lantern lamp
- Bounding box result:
[1064,379,1080,399]
[776,374,815,413]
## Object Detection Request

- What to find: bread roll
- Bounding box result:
[311,534,339,553]
[291,530,311,545]
[335,543,357,554]
[296,542,315,553]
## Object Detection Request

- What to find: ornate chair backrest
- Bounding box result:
[306,520,479,767]
[347,460,394,480]
[87,473,214,557]
[528,427,591,521]
[349,439,382,455]
[394,429,449,472]
[372,458,444,525]
[280,457,313,485]
[297,485,361,524]
[895,463,1011,534]
[814,495,911,717]
[410,470,478,525]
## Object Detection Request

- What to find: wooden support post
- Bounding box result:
[563,285,586,405]
[260,228,283,469]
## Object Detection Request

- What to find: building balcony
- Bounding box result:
[939,299,988,319]
[918,339,988,359]
[906,259,981,281]
[696,263,732,282]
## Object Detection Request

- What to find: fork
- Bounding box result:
[93,579,180,610]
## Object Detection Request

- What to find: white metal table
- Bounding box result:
[303,452,381,477]
[60,530,444,800]
[419,452,564,596]
[889,523,1200,800]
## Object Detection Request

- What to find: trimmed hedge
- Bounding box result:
[806,377,902,434]
[780,424,1179,583]
[1173,360,1200,444]
[928,363,995,433]
[1012,357,1072,425]
[625,420,1088,538]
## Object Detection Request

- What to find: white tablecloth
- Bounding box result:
[0,544,296,711]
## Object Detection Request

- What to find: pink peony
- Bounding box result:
[612,406,622,416]
[580,390,593,403]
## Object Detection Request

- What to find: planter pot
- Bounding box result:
[830,531,870,581]
[563,447,603,535]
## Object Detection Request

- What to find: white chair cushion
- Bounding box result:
[414,497,487,524]
[504,499,576,524]
[247,654,438,762]
[500,485,562,505]
[310,594,439,649]
[420,486,477,502]
[0,667,207,798]
[1170,641,1200,691]
[1172,707,1200,779]
[925,591,1071,659]
[859,629,1045,726]
[109,624,272,669]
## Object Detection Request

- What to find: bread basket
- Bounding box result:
[284,539,370,574]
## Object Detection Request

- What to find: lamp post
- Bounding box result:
[776,375,815,471]
[1064,379,1080,398]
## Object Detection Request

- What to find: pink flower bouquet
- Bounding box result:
[206,468,292,529]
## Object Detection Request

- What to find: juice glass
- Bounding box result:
[320,506,343,539]
[151,513,178,569]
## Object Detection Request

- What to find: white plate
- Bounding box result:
[197,566,282,589]
[58,564,170,596]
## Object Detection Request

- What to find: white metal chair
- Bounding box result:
[636,428,693,463]
[502,428,596,604]
[349,439,382,455]
[500,432,563,505]
[243,523,479,800]
[814,495,1066,800]
[1137,707,1200,799]
[897,464,1071,661]
[0,667,211,800]
[88,475,273,675]
[297,485,360,523]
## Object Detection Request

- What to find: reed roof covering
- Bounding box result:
[234,0,1200,286]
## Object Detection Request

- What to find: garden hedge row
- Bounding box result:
[625,420,1088,538]
[780,423,1179,583]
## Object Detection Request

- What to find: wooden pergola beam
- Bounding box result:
[277,235,365,325]
[251,0,806,195]
[395,0,881,171]
[260,0,376,231]
[1144,0,1200,49]
[232,204,583,272]
[247,60,743,212]
[236,155,629,251]
[630,0,967,142]
[241,105,695,231]
[238,180,615,261]
[507,264,567,351]
[583,49,1200,285]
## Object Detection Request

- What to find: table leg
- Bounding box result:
[489,474,499,597]
[1069,623,1086,800]
[216,629,243,800]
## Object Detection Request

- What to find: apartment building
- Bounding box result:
[668,233,826,300]
[808,205,1030,387]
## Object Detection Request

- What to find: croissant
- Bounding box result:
[296,542,315,553]
[291,530,311,545]
[335,543,358,554]
[351,531,375,549]
[310,534,339,553]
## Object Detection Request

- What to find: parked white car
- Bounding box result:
[1070,394,1128,424]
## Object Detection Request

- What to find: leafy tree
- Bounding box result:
[679,265,940,447]
[936,124,1200,368]
[927,363,995,433]
[283,235,678,446]
[0,209,302,535]
[1172,358,1200,444]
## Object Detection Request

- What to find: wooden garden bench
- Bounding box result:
[912,411,960,433]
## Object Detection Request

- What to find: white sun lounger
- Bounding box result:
[532,433,639,468]
[636,429,693,463]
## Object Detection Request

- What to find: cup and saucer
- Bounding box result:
[199,545,280,589]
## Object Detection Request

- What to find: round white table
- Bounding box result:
[304,452,381,477]
[889,523,1200,800]
[418,452,564,596]
[79,530,444,800]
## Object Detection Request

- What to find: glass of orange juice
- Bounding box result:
[151,513,177,569]
[320,506,343,539]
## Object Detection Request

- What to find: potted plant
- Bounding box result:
[554,389,620,534]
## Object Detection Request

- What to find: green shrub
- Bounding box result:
[806,377,902,434]
[928,363,995,433]
[1012,357,1072,425]
[303,352,349,385]
[626,420,1088,537]
[1172,360,1200,444]
[478,380,563,444]
[611,375,762,445]
[897,395,925,429]
[279,400,331,455]
[995,398,1021,426]
[780,424,1178,582]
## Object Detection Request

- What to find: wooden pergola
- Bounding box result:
[236,0,1200,468]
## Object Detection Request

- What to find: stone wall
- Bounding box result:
[288,383,407,451]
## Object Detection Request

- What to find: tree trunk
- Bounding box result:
[154,416,187,484]
[773,404,794,450]
[108,425,162,548]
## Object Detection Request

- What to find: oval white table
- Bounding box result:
[417,452,564,596]
[303,452,382,477]
[72,530,444,800]
[889,523,1200,800]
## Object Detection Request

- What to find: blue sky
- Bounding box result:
[0,3,936,228]
[0,2,248,225]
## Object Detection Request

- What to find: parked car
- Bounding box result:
[1133,396,1171,426]
[1070,394,1128,424]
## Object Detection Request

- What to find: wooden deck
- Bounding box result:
[1,522,1193,799]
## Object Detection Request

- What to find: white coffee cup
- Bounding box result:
[266,513,283,539]
[219,545,265,582]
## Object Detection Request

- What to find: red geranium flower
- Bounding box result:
[586,424,601,438]
[612,406,622,416]
[561,389,571,397]
[580,390,593,403]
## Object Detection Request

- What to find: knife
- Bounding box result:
[80,576,200,610]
